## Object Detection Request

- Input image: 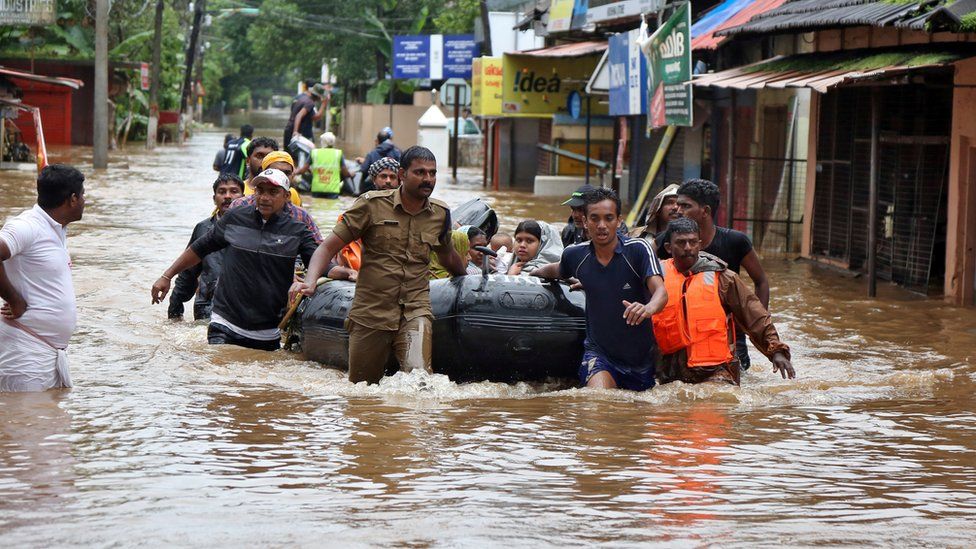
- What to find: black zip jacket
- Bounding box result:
[191,203,319,331]
[168,215,224,320]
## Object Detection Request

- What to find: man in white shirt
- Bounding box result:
[0,164,86,392]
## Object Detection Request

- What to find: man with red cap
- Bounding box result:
[151,169,325,350]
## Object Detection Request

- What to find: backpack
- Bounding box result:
[219,137,250,178]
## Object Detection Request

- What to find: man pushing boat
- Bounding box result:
[291,146,467,384]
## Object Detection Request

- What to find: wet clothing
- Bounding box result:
[517,221,563,275]
[190,203,319,343]
[360,140,402,192]
[168,214,224,320]
[230,196,323,244]
[207,321,280,351]
[0,205,76,392]
[655,253,790,385]
[0,320,72,392]
[332,188,453,331]
[310,147,344,197]
[655,225,756,369]
[345,315,432,384]
[580,348,656,391]
[283,93,316,148]
[559,236,663,389]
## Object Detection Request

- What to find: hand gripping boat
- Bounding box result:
[294,274,586,382]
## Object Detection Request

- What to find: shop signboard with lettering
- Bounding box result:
[638,2,692,129]
[608,28,647,116]
[587,0,664,26]
[0,0,56,25]
[501,52,607,116]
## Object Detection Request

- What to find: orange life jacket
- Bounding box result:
[336,214,362,271]
[653,259,735,368]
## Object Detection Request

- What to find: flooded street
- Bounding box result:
[2,128,976,546]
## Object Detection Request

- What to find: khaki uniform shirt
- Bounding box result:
[332,188,453,330]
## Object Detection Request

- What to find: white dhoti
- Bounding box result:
[0,319,72,392]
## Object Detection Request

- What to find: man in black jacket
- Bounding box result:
[357,128,401,191]
[167,173,244,321]
[151,169,320,351]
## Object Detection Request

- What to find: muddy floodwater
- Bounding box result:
[2,127,976,546]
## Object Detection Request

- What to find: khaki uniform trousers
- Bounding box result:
[345,315,433,384]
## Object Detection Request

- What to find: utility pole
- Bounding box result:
[194,39,205,122]
[93,0,109,168]
[146,0,164,150]
[178,0,206,145]
[479,0,492,55]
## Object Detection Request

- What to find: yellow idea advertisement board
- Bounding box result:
[472,57,504,116]
[501,53,607,117]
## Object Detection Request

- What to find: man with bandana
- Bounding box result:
[368,157,401,191]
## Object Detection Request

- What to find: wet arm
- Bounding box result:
[304,233,348,283]
[167,262,202,318]
[0,241,25,312]
[644,275,667,315]
[531,262,562,280]
[740,250,770,309]
[436,248,468,277]
[722,272,789,361]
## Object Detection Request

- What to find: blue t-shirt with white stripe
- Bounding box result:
[560,235,663,372]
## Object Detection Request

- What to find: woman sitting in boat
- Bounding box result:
[464,226,489,274]
[507,220,563,276]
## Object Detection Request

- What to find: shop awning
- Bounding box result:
[0,66,84,89]
[692,0,789,51]
[512,40,608,58]
[693,48,970,93]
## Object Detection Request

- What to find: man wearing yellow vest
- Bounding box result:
[308,132,350,198]
[653,217,794,385]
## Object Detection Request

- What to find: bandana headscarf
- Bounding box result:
[368,156,400,179]
[261,151,295,170]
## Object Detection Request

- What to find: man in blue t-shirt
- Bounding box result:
[533,188,667,390]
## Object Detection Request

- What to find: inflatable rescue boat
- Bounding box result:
[295,274,586,382]
[292,197,586,382]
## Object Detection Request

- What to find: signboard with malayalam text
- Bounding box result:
[393,34,477,80]
[0,0,55,26]
[639,2,692,129]
[608,28,648,116]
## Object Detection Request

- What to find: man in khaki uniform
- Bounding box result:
[293,146,467,383]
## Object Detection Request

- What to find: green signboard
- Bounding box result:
[639,2,692,130]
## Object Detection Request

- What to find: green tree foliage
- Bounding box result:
[211,0,473,109]
[433,0,481,34]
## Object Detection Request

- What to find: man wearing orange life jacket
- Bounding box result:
[653,217,794,385]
